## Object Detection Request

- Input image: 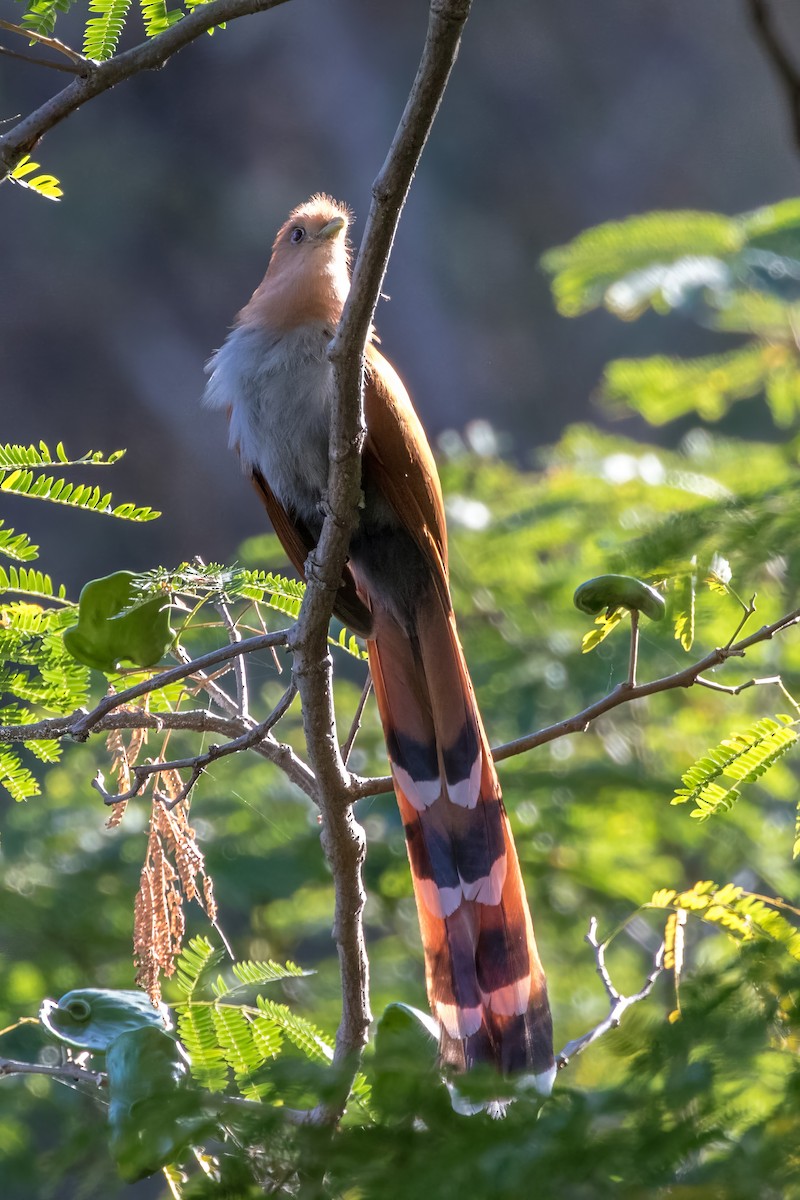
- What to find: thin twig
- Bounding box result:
[0,43,84,74]
[0,18,89,66]
[171,641,242,720]
[346,604,800,799]
[217,598,250,719]
[490,606,800,766]
[2,704,315,799]
[0,1055,105,1088]
[695,673,782,696]
[91,683,298,807]
[725,591,757,649]
[341,673,372,766]
[556,918,666,1067]
[3,606,800,806]
[627,609,639,688]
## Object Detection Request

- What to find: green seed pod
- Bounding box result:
[573,575,666,621]
[39,988,173,1051]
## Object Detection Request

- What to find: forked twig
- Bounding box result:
[557,917,666,1067]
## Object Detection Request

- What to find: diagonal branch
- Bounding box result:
[0,702,316,801]
[348,604,800,798]
[0,43,84,74]
[492,607,800,762]
[287,0,473,1122]
[0,18,89,66]
[3,606,799,806]
[747,0,800,155]
[0,0,291,176]
[68,628,289,741]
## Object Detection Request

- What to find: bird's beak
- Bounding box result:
[317,216,346,241]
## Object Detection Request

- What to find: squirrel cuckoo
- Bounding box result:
[204,195,555,1094]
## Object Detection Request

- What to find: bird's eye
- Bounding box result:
[290,227,306,244]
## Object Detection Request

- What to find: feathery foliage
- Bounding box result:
[14,0,75,36]
[649,880,800,962]
[0,443,126,468]
[140,562,367,659]
[139,0,183,39]
[8,155,63,201]
[171,937,364,1108]
[672,715,799,821]
[543,197,800,430]
[0,442,159,521]
[0,521,39,563]
[10,0,224,63]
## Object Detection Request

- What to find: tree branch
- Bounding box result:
[0,18,89,66]
[556,918,666,1067]
[286,0,473,1122]
[0,0,291,176]
[69,628,288,741]
[0,699,316,802]
[0,43,84,74]
[747,0,800,155]
[91,683,298,807]
[3,605,799,811]
[341,674,372,767]
[491,606,800,764]
[347,604,800,798]
[0,1055,105,1089]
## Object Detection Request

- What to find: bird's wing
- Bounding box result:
[363,343,450,596]
[251,467,373,637]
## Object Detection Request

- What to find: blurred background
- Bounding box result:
[2,0,800,588]
[4,3,800,1197]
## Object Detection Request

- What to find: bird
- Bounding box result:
[204,194,555,1096]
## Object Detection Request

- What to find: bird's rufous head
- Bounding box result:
[239,194,353,332]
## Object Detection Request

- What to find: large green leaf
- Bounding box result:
[63,571,172,672]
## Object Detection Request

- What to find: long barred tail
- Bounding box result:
[367,590,555,1092]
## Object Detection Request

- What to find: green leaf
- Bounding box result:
[0,603,90,725]
[228,959,308,990]
[0,745,39,801]
[648,881,800,962]
[175,936,225,1000]
[254,996,334,1064]
[83,0,133,58]
[16,0,75,36]
[0,466,159,520]
[0,442,125,469]
[175,1004,228,1092]
[0,563,67,602]
[542,211,742,317]
[372,1003,439,1121]
[210,1006,265,1098]
[139,0,183,36]
[8,155,63,201]
[106,1026,197,1184]
[671,564,696,652]
[602,345,775,425]
[581,606,624,653]
[672,716,798,820]
[0,521,39,563]
[63,570,172,672]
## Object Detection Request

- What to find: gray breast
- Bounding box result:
[204,323,333,527]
